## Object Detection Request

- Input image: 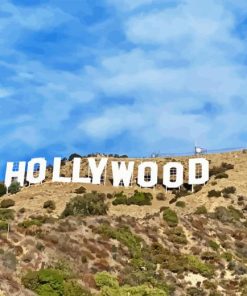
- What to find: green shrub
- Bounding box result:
[61,192,108,218]
[213,206,240,223]
[208,190,221,198]
[175,201,186,208]
[163,208,178,227]
[227,205,243,220]
[8,181,21,194]
[186,255,214,278]
[49,260,75,281]
[95,272,119,289]
[94,272,167,295]
[112,192,128,206]
[187,287,205,296]
[208,240,220,251]
[22,268,64,295]
[167,226,187,244]
[43,200,56,210]
[0,209,15,220]
[74,186,86,194]
[215,173,228,179]
[127,191,153,206]
[0,199,15,208]
[0,221,8,231]
[194,206,207,215]
[209,162,234,177]
[18,219,43,228]
[221,252,233,262]
[22,268,89,296]
[174,187,190,198]
[64,281,91,296]
[97,225,142,258]
[113,191,153,206]
[100,285,167,295]
[0,183,6,197]
[201,252,218,261]
[222,186,236,195]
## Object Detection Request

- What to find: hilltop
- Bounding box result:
[0,150,246,295]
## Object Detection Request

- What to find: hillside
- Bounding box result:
[0,150,246,295]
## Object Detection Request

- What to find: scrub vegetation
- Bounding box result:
[0,151,246,295]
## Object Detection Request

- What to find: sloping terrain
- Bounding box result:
[0,150,246,295]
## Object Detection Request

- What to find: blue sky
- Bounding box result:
[0,0,247,171]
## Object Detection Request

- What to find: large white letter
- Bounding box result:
[72,158,91,183]
[138,162,157,188]
[26,158,47,184]
[112,161,134,187]
[163,162,183,188]
[88,158,108,185]
[52,157,71,183]
[189,158,209,185]
[5,161,26,187]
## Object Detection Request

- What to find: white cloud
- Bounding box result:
[0,88,12,98]
[106,0,163,11]
[0,2,71,31]
[77,0,247,151]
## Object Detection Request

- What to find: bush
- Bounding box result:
[8,181,21,194]
[194,206,207,215]
[94,272,167,295]
[127,191,153,206]
[18,219,43,228]
[43,200,56,210]
[209,162,234,177]
[227,205,243,220]
[0,183,6,197]
[22,268,91,295]
[97,224,142,258]
[163,208,178,227]
[95,271,119,289]
[215,173,228,179]
[0,209,15,220]
[222,186,236,195]
[0,199,15,208]
[107,193,113,199]
[213,206,243,223]
[22,268,64,295]
[0,221,8,231]
[156,192,166,200]
[174,187,190,198]
[167,226,187,244]
[61,192,108,218]
[208,190,221,198]
[208,240,220,251]
[221,252,232,262]
[64,281,92,296]
[113,191,153,206]
[112,196,128,206]
[186,255,214,278]
[175,201,186,208]
[74,186,86,194]
[187,287,206,296]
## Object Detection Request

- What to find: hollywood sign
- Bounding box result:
[4,157,209,190]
